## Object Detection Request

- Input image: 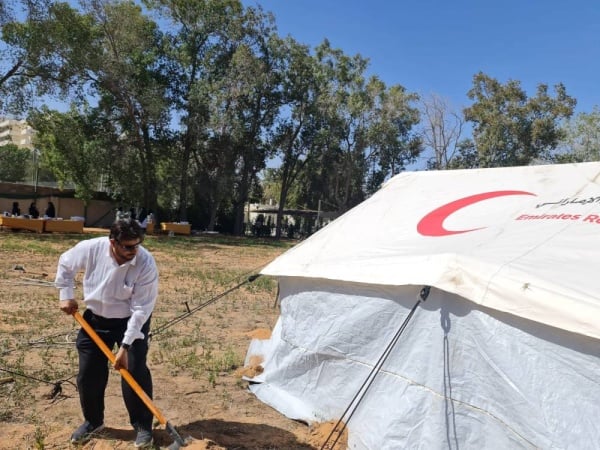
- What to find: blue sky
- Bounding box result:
[243,0,600,114]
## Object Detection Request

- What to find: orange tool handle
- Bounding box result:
[72,311,168,426]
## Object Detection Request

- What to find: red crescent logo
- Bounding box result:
[417,190,536,236]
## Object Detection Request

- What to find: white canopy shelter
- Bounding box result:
[246,162,600,449]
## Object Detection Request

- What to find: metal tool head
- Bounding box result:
[167,436,194,450]
[165,421,190,449]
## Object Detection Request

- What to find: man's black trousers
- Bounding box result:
[76,308,153,431]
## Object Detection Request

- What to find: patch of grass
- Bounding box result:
[0,229,295,447]
[247,274,277,293]
[33,425,46,449]
[0,233,83,255]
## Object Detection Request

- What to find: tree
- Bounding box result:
[552,107,600,163]
[445,138,480,169]
[0,0,96,114]
[0,143,29,182]
[364,81,422,194]
[143,0,246,223]
[6,1,171,214]
[145,1,281,233]
[310,40,421,212]
[268,36,322,238]
[207,7,283,234]
[464,72,576,167]
[420,94,465,170]
[75,0,170,214]
[29,106,107,206]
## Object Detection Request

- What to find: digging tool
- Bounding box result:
[72,311,188,449]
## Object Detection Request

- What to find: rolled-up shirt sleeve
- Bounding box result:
[123,256,158,345]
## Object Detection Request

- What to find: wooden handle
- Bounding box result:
[72,311,167,425]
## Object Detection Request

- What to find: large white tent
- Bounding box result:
[246,162,600,449]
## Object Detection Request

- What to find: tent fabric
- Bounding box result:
[260,162,600,340]
[246,163,600,449]
[247,280,600,449]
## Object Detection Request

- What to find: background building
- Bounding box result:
[0,117,35,149]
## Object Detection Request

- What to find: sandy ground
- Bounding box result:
[0,228,346,450]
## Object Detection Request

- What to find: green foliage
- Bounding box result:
[3,1,594,237]
[142,0,279,231]
[294,40,422,212]
[34,425,46,450]
[0,143,29,182]
[552,107,600,163]
[445,139,480,169]
[0,1,99,114]
[464,72,576,167]
[28,106,106,205]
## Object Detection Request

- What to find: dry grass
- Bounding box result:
[0,229,324,449]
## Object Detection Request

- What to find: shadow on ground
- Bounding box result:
[95,419,314,449]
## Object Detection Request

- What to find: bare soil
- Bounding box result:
[0,229,347,450]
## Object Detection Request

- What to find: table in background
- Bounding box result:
[160,222,191,235]
[145,221,154,234]
[0,216,44,233]
[44,220,84,233]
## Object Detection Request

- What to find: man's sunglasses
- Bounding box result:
[116,241,142,251]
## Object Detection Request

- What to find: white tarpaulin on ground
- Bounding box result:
[245,162,600,449]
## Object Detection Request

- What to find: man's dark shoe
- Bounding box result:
[134,428,154,448]
[70,421,104,444]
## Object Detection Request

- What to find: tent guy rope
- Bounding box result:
[320,286,431,450]
[149,273,262,339]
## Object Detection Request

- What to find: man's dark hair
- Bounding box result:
[110,218,144,242]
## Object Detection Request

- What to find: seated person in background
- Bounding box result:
[11,202,21,216]
[137,208,148,229]
[45,201,56,218]
[116,206,126,221]
[141,210,154,233]
[29,202,40,219]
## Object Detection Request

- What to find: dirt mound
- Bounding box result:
[235,354,264,378]
[245,328,272,339]
[307,421,348,450]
